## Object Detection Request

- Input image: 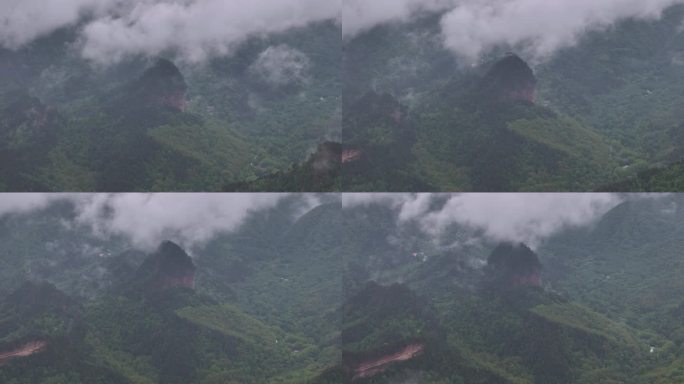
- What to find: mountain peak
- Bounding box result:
[135,59,188,112]
[134,241,196,292]
[486,242,542,288]
[478,53,537,103]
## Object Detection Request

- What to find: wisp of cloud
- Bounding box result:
[0,0,340,64]
[344,193,624,248]
[0,194,302,251]
[344,0,684,61]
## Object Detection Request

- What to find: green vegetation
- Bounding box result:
[343,4,684,191]
[2,196,684,382]
[0,197,342,383]
[176,304,279,347]
[600,161,684,191]
[0,21,340,192]
[336,195,684,383]
[344,64,623,191]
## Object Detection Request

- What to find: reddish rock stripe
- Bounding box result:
[0,340,48,365]
[342,149,362,163]
[352,343,425,380]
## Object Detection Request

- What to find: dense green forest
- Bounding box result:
[0,196,342,383]
[2,194,683,383]
[0,21,340,192]
[334,194,684,383]
[342,4,684,191]
[599,161,684,191]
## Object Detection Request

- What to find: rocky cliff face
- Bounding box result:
[0,340,48,366]
[135,241,196,292]
[342,148,362,164]
[485,242,542,289]
[478,53,537,103]
[134,59,188,112]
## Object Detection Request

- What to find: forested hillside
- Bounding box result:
[0,21,340,192]
[2,194,683,383]
[0,195,342,383]
[334,195,684,383]
[343,4,684,191]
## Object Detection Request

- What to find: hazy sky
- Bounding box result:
[1,0,340,63]
[344,0,684,61]
[0,193,312,251]
[343,193,627,247]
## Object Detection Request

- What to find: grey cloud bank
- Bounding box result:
[0,194,293,251]
[0,0,105,49]
[4,0,682,63]
[1,0,340,63]
[342,0,455,37]
[344,0,684,61]
[344,193,625,247]
[249,45,312,86]
[0,193,56,215]
[0,193,668,255]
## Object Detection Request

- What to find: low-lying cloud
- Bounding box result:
[72,194,286,250]
[249,45,311,86]
[0,194,302,251]
[344,0,684,61]
[0,193,57,216]
[1,0,340,63]
[344,193,624,247]
[7,0,679,64]
[0,0,104,49]
[440,0,684,61]
[342,0,455,37]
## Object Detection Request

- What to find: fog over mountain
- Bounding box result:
[344,193,634,247]
[0,193,317,250]
[2,192,628,253]
[344,0,684,61]
[339,193,684,383]
[2,0,341,63]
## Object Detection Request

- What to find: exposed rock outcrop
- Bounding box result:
[134,241,196,292]
[0,340,48,366]
[342,149,362,164]
[134,59,188,112]
[478,53,537,103]
[485,242,542,289]
[352,343,425,381]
